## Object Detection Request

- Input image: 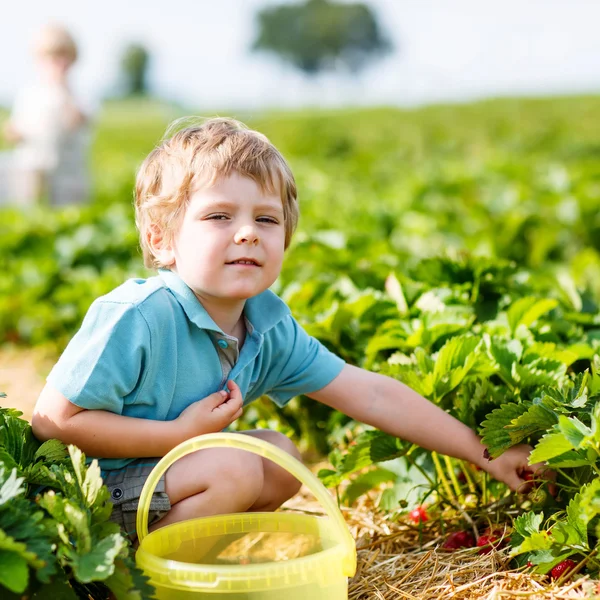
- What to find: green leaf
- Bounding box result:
[0,450,18,472]
[104,556,155,600]
[578,478,600,525]
[530,429,575,463]
[486,336,523,386]
[507,297,558,333]
[503,403,558,445]
[34,440,68,463]
[557,415,592,449]
[369,433,408,463]
[68,446,103,506]
[560,491,589,548]
[71,533,126,582]
[0,550,29,593]
[480,403,530,458]
[319,431,407,487]
[512,511,543,539]
[385,273,408,315]
[379,479,428,511]
[432,335,480,380]
[0,468,25,506]
[510,531,553,556]
[545,449,590,468]
[343,467,397,505]
[568,372,590,408]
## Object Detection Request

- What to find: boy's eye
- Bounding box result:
[206,214,229,220]
[257,217,280,224]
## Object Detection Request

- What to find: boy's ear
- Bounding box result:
[147,224,175,266]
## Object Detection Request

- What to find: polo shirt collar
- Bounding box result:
[158,269,290,334]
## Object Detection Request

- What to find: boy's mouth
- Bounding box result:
[226,258,261,266]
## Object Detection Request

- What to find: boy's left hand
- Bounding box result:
[481,444,555,494]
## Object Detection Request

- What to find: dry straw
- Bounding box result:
[282,490,598,600]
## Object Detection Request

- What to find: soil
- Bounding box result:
[0,346,57,421]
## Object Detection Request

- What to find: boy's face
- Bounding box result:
[158,172,286,304]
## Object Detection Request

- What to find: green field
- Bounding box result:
[3,95,600,596]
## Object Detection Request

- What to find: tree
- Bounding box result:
[120,43,150,96]
[252,0,392,76]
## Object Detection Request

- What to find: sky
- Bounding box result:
[1,0,599,111]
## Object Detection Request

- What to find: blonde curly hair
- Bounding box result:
[135,117,299,269]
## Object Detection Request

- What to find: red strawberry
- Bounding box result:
[550,559,577,580]
[476,530,508,555]
[408,506,429,524]
[442,530,475,550]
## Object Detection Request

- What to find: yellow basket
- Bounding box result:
[135,433,357,599]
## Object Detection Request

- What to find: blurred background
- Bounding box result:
[2,0,600,110]
[2,0,600,442]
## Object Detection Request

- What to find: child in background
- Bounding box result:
[32,118,544,541]
[1,23,90,207]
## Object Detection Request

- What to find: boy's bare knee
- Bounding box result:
[248,430,302,462]
[165,447,264,510]
[218,450,264,503]
[243,430,302,501]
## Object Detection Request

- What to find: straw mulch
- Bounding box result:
[282,490,599,600]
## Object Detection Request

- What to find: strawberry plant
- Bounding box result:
[0,402,153,599]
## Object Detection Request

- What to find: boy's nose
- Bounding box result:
[234,226,259,246]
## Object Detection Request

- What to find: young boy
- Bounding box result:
[32,118,541,541]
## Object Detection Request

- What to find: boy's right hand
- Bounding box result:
[176,380,244,437]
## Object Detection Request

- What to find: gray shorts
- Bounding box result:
[103,458,171,542]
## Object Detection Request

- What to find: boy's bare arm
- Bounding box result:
[32,381,243,458]
[308,364,539,491]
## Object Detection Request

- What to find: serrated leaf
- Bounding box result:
[563,493,588,547]
[68,446,103,506]
[432,335,480,381]
[578,478,600,525]
[34,440,68,463]
[568,372,590,408]
[104,556,155,600]
[504,403,558,445]
[486,336,523,386]
[319,431,407,487]
[530,429,574,463]
[370,432,408,463]
[70,533,126,582]
[545,449,590,468]
[480,403,530,458]
[513,512,543,539]
[510,530,553,556]
[557,415,592,449]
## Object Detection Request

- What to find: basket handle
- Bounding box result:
[136,432,356,575]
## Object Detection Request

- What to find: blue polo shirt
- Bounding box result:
[47,269,345,470]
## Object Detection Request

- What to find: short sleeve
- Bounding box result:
[267,316,345,407]
[47,300,151,413]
